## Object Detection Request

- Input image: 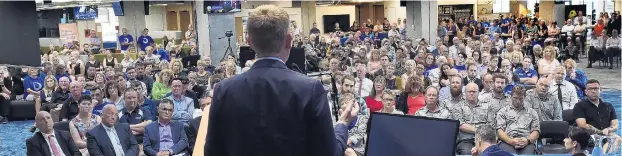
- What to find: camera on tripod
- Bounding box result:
[225,30,233,37]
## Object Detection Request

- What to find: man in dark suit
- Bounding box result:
[26,111,82,156]
[143,99,189,156]
[205,5,359,156]
[462,63,483,90]
[86,105,139,156]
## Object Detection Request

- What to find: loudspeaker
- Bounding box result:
[144,1,150,15]
[286,47,306,74]
[239,46,256,68]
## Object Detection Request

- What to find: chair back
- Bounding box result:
[53,121,70,132]
[562,109,575,125]
[540,120,569,139]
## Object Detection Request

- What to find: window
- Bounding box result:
[493,0,510,13]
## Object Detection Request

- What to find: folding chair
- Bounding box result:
[539,121,570,154]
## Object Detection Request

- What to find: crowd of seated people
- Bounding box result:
[0,10,618,156]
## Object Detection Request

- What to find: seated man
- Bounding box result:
[513,57,538,85]
[549,66,579,110]
[452,83,495,155]
[470,124,513,156]
[118,88,152,155]
[143,99,189,156]
[563,59,587,100]
[27,111,82,156]
[414,86,450,119]
[86,105,139,156]
[525,77,562,121]
[574,79,620,152]
[496,85,540,154]
[164,78,195,125]
[188,96,212,155]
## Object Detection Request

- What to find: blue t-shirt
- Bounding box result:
[118,107,152,125]
[55,73,70,81]
[137,35,154,51]
[157,48,170,62]
[454,65,466,71]
[92,102,114,116]
[23,75,44,99]
[139,99,158,120]
[514,68,538,79]
[118,34,134,51]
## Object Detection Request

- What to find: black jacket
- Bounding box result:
[26,130,82,156]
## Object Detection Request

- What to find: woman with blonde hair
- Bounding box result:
[120,53,135,72]
[196,59,211,86]
[151,69,174,100]
[537,46,560,77]
[169,59,186,78]
[399,60,417,89]
[224,61,237,78]
[367,49,383,75]
[34,75,57,113]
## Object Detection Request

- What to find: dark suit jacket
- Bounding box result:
[205,59,349,156]
[462,77,484,91]
[143,120,188,156]
[86,123,139,156]
[187,116,201,155]
[26,130,82,156]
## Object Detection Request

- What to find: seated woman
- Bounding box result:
[563,128,590,156]
[69,95,101,155]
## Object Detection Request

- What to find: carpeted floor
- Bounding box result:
[0,90,620,156]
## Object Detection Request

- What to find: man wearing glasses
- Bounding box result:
[573,79,620,151]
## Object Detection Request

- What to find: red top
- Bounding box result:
[594,23,605,37]
[407,93,426,115]
[365,96,384,112]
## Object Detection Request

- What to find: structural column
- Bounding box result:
[117,1,146,52]
[301,1,316,37]
[406,1,438,41]
[194,0,237,66]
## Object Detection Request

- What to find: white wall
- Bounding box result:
[145,5,166,31]
[76,20,97,44]
[315,5,356,34]
[234,7,302,28]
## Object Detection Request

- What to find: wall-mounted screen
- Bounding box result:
[74,6,98,20]
[111,2,124,16]
[204,0,241,14]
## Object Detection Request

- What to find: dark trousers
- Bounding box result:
[0,95,9,117]
[573,35,586,54]
[456,139,475,155]
[606,47,621,67]
[498,141,537,155]
[588,46,603,64]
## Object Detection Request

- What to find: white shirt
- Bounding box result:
[549,80,579,110]
[561,25,575,36]
[495,39,504,51]
[102,125,125,156]
[590,37,603,49]
[607,37,620,49]
[448,46,458,59]
[354,77,373,98]
[42,131,66,156]
[573,16,588,25]
[573,24,586,36]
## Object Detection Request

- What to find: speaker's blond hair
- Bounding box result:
[247,5,290,55]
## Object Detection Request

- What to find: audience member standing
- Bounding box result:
[119,28,134,53]
[137,28,155,52]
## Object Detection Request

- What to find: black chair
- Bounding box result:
[562,109,575,125]
[539,120,570,154]
[53,121,70,132]
[8,100,35,120]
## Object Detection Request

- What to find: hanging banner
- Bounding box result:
[58,23,78,43]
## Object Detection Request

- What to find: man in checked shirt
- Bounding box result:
[451,83,496,155]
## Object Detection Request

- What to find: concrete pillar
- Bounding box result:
[301,1,316,37]
[117,1,146,52]
[406,1,438,41]
[195,0,211,61]
[554,4,566,27]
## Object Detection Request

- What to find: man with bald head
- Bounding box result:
[27,111,81,156]
[60,81,84,121]
[86,105,139,156]
[452,83,495,155]
[525,77,562,121]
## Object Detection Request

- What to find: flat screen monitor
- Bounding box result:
[74,6,98,20]
[365,113,460,156]
[322,14,350,33]
[112,2,124,16]
[204,0,241,13]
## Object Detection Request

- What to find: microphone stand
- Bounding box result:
[308,72,339,122]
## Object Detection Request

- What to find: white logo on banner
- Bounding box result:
[33,82,43,90]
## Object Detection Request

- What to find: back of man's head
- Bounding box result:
[476,124,497,143]
[247,5,290,56]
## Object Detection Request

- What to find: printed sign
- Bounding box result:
[59,23,78,42]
